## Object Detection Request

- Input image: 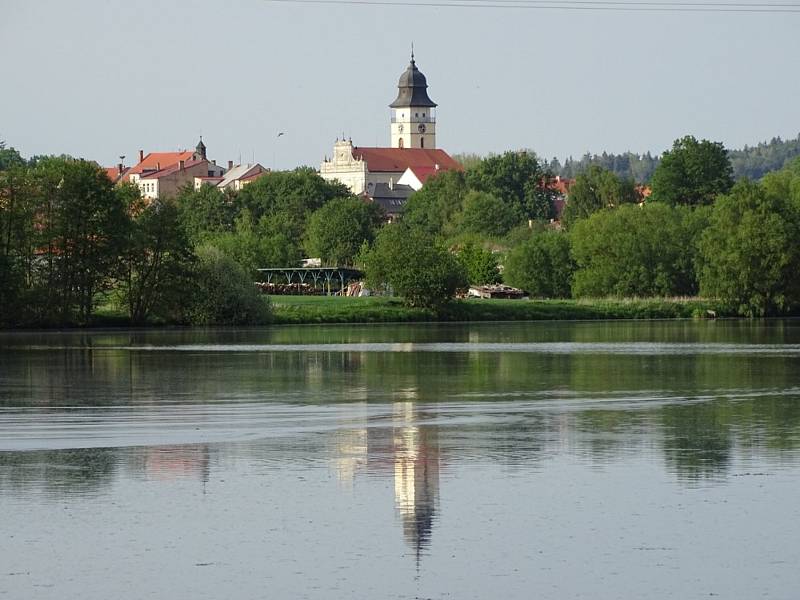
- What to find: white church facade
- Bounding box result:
[320,53,461,206]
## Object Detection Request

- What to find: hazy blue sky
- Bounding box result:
[2,0,799,169]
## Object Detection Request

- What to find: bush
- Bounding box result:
[698,180,800,316]
[361,224,467,309]
[571,203,698,298]
[503,230,574,298]
[458,190,521,237]
[189,245,272,325]
[304,196,384,266]
[454,241,501,285]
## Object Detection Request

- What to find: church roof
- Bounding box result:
[352,147,462,173]
[389,56,437,108]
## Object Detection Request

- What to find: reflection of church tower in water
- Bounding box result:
[392,402,440,561]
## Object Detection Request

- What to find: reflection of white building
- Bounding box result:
[332,400,369,489]
[392,402,440,560]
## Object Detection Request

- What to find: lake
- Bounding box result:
[1,320,800,599]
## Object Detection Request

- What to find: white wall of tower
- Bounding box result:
[390,107,436,149]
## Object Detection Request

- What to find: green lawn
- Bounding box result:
[269,295,724,324]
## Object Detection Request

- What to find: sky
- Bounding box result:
[1,0,799,170]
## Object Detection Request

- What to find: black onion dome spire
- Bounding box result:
[389,52,437,108]
[195,136,207,159]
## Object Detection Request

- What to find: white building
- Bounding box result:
[320,54,461,199]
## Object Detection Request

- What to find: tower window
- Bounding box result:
[398,138,404,148]
[420,137,424,148]
[415,113,419,118]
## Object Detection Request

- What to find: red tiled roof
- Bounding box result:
[240,171,268,182]
[548,176,574,196]
[141,159,205,179]
[405,166,443,184]
[351,147,462,173]
[104,166,129,182]
[128,151,195,176]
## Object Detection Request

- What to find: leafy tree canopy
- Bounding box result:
[561,165,639,228]
[699,178,800,316]
[465,150,556,222]
[305,197,385,266]
[361,224,467,309]
[402,170,469,237]
[458,190,521,238]
[189,245,271,325]
[454,240,501,285]
[176,184,239,242]
[503,230,574,298]
[237,168,351,240]
[650,136,733,206]
[570,203,699,298]
[0,141,25,172]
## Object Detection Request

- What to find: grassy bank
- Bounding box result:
[270,295,726,324]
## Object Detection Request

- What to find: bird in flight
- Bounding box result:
[277,132,285,137]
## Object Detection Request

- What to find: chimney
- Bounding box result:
[179,160,185,170]
[156,162,160,170]
[211,159,216,166]
[389,178,394,191]
[139,149,144,163]
[228,160,234,170]
[117,163,124,176]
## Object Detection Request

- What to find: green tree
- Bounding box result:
[402,170,469,237]
[571,203,698,298]
[0,141,25,172]
[698,179,800,316]
[503,230,574,298]
[237,168,351,242]
[454,241,501,285]
[189,245,271,325]
[30,157,128,324]
[305,197,385,266]
[466,150,556,222]
[361,224,467,309]
[176,184,238,242]
[650,136,734,206]
[203,209,304,274]
[561,165,639,228]
[119,189,195,324]
[457,190,521,237]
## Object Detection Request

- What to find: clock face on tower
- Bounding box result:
[417,123,426,133]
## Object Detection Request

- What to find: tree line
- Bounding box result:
[458,133,800,184]
[0,143,379,327]
[378,135,800,316]
[4,132,800,325]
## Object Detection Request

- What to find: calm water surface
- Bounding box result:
[2,321,800,599]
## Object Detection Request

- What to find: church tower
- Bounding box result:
[390,52,437,150]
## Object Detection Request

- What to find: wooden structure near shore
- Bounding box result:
[257,267,364,295]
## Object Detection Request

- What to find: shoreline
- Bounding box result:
[1,296,731,331]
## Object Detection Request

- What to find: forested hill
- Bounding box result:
[728,135,800,180]
[538,134,800,183]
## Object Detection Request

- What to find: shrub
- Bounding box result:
[189,245,272,325]
[503,230,574,298]
[361,225,467,309]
